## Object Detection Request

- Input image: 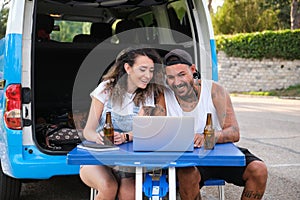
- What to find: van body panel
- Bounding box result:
[6,0,25,35]
[1,130,79,178]
[3,33,22,83]
[10,145,79,178]
[0,33,23,177]
[195,0,218,81]
[198,0,215,39]
[210,39,218,81]
[0,38,5,89]
[190,0,215,80]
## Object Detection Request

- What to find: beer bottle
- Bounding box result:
[103,112,114,145]
[204,113,215,150]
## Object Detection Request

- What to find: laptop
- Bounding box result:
[132,116,194,152]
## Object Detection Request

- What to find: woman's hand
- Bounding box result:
[95,131,104,144]
[96,131,125,145]
[113,131,124,145]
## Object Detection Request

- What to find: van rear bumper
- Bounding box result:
[1,145,79,179]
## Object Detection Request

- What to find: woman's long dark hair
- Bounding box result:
[101,47,165,106]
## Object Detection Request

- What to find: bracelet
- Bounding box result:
[121,132,130,143]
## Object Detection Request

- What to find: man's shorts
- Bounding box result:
[197,147,263,187]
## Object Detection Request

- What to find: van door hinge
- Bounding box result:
[22,87,31,103]
[23,119,32,126]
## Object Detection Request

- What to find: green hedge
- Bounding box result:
[215,29,300,60]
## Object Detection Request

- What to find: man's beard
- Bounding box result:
[173,81,197,102]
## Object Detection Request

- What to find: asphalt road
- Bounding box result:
[20,96,300,200]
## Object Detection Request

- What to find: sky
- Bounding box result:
[212,0,225,12]
[0,0,8,8]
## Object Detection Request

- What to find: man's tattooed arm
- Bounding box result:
[212,82,240,143]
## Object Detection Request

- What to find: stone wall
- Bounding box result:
[217,51,300,92]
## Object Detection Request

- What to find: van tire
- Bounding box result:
[0,162,21,200]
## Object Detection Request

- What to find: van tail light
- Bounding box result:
[4,84,22,130]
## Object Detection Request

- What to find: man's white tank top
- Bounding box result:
[164,79,222,134]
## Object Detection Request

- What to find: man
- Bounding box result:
[162,49,268,200]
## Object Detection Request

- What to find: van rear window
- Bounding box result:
[51,21,92,42]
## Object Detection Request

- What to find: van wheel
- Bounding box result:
[0,162,21,200]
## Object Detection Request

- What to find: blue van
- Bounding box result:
[0,0,218,199]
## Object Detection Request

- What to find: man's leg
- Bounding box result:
[241,161,268,200]
[177,167,201,200]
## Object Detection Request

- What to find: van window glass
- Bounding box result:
[0,0,10,39]
[167,1,192,42]
[135,12,158,43]
[51,20,91,42]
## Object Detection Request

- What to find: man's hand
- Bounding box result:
[194,133,204,148]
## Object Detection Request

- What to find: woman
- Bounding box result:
[79,47,164,200]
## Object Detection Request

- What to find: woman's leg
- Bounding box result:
[118,177,135,200]
[80,165,118,200]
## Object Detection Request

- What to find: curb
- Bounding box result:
[230,94,300,100]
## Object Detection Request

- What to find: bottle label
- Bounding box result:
[204,130,215,150]
[103,127,114,145]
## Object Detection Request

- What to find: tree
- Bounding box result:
[51,21,91,42]
[0,8,8,38]
[291,0,300,29]
[212,0,279,34]
[265,0,291,29]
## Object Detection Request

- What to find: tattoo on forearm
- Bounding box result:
[220,112,226,128]
[243,190,263,199]
[232,126,238,133]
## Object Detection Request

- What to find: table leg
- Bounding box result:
[168,167,176,199]
[136,166,143,200]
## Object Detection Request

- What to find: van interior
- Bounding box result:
[33,0,195,154]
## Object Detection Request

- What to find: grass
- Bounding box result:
[233,84,300,98]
